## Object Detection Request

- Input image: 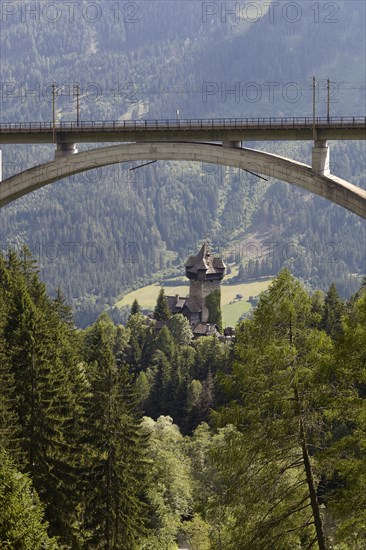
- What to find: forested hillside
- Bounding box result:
[0,249,365,548]
[0,0,365,326]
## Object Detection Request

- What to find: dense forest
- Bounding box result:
[0,248,365,548]
[1,0,365,326]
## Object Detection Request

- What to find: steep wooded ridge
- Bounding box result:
[0,250,365,548]
[0,0,365,326]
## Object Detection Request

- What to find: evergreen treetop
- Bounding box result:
[153,288,171,321]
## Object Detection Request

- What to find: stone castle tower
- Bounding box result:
[185,243,226,325]
[165,243,226,336]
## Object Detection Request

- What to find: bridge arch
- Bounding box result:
[1,142,365,218]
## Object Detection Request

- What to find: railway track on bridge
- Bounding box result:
[0,116,365,144]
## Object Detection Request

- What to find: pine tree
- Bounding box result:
[53,285,75,327]
[153,287,171,321]
[0,448,59,549]
[3,260,82,546]
[146,327,177,418]
[129,298,142,319]
[83,314,149,548]
[125,312,155,376]
[0,281,20,458]
[320,282,345,339]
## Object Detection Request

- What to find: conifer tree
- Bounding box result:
[53,285,75,327]
[213,270,331,549]
[3,258,82,546]
[153,287,171,321]
[0,449,59,549]
[129,298,142,318]
[317,292,366,546]
[0,283,20,458]
[146,327,176,418]
[83,314,149,548]
[320,282,345,339]
[125,312,155,376]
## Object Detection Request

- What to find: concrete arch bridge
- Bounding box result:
[0,117,365,218]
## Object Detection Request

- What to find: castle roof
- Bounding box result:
[185,243,226,280]
[166,295,202,315]
[192,322,220,337]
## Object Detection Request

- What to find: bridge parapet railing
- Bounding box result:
[0,116,365,132]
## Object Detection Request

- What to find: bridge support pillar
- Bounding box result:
[223,140,242,149]
[55,143,78,159]
[312,140,330,176]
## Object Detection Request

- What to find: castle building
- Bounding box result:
[166,243,226,337]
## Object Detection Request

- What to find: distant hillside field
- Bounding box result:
[116,279,272,327]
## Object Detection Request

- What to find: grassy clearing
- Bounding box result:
[116,279,272,327]
[222,300,251,327]
[220,280,272,303]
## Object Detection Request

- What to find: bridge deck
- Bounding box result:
[1,116,365,144]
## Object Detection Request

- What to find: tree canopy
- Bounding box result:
[0,252,364,548]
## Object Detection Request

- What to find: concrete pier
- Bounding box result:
[223,140,241,149]
[55,143,78,159]
[312,140,330,176]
